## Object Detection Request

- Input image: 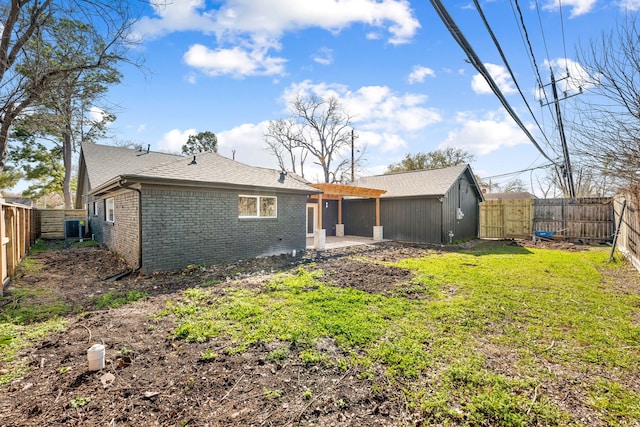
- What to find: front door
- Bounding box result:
[306,203,317,237]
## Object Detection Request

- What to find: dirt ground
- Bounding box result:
[0,239,608,426]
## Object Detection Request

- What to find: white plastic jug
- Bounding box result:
[87,344,105,370]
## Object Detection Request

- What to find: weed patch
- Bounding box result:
[92,290,148,309]
[157,245,640,424]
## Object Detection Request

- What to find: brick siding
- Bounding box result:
[139,186,307,273]
[88,190,140,269]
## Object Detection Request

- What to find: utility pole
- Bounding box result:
[542,69,578,198]
[350,129,357,183]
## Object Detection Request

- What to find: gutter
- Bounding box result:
[89,174,321,198]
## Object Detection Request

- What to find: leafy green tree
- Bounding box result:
[0,0,136,172]
[0,164,22,191]
[7,133,65,201]
[386,147,475,173]
[11,17,121,207]
[182,131,218,155]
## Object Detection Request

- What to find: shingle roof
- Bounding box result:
[126,151,318,193]
[352,164,470,198]
[82,143,318,194]
[81,142,181,190]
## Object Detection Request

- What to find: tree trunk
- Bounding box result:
[63,128,73,208]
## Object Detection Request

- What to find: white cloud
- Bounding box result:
[471,63,516,95]
[184,72,198,84]
[619,0,640,11]
[408,65,435,84]
[132,0,216,41]
[88,106,111,124]
[133,0,419,77]
[312,47,334,65]
[217,122,280,168]
[540,0,597,17]
[439,111,531,155]
[283,80,442,134]
[157,128,197,153]
[183,42,287,77]
[537,58,594,100]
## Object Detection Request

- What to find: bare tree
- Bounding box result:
[264,94,355,183]
[571,15,640,191]
[264,119,308,176]
[0,0,139,171]
[501,178,528,193]
[535,168,563,198]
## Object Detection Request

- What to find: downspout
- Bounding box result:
[132,187,143,271]
[116,178,143,271]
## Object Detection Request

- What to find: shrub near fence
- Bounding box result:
[480,198,614,243]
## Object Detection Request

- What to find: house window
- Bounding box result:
[93,201,98,216]
[105,198,115,223]
[238,195,277,218]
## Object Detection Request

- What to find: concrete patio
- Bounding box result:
[305,235,387,250]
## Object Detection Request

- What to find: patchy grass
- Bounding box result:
[70,240,99,249]
[161,244,640,426]
[28,239,49,254]
[1,286,69,324]
[0,315,67,385]
[92,290,148,309]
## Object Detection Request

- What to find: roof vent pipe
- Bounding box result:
[189,155,197,165]
[278,171,287,183]
[147,144,150,153]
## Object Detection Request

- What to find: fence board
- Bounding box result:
[480,197,613,242]
[1,201,34,294]
[35,209,87,240]
[615,194,640,271]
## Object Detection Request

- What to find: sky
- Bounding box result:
[95,0,638,193]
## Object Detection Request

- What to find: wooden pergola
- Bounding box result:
[308,183,386,230]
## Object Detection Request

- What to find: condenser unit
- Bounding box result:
[64,219,85,240]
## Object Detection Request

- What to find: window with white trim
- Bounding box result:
[93,201,99,216]
[238,195,277,218]
[105,197,115,223]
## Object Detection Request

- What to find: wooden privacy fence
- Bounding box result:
[35,209,87,240]
[480,198,614,242]
[613,194,640,271]
[1,200,34,292]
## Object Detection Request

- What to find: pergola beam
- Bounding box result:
[308,182,386,231]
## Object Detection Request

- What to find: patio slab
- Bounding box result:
[305,235,386,250]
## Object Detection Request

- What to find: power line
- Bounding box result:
[558,0,570,74]
[480,162,555,181]
[472,0,553,150]
[428,0,561,167]
[533,0,552,67]
[511,1,547,98]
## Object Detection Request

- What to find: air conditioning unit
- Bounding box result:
[64,219,85,240]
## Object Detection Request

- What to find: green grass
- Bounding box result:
[161,243,640,426]
[92,290,148,309]
[0,287,69,324]
[28,239,49,254]
[71,240,99,248]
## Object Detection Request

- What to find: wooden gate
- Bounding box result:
[480,198,613,242]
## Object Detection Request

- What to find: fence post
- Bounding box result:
[610,199,627,261]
